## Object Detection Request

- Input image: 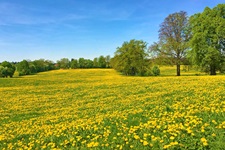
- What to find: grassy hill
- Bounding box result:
[0,69,225,149]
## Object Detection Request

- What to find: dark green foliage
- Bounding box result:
[0,61,16,78]
[98,55,106,68]
[111,39,149,76]
[71,59,78,69]
[189,4,225,75]
[0,66,7,77]
[152,66,160,76]
[33,59,55,72]
[78,58,85,68]
[1,55,112,77]
[16,60,30,76]
[85,59,94,68]
[57,58,70,69]
[28,63,37,74]
[93,57,99,68]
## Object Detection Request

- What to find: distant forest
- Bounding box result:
[0,55,111,77]
[0,4,225,77]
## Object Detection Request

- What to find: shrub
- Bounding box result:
[152,66,160,76]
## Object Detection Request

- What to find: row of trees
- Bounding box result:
[111,4,225,76]
[16,59,55,76]
[0,55,111,77]
[57,55,111,69]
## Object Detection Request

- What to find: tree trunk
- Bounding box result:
[210,65,216,75]
[177,64,180,76]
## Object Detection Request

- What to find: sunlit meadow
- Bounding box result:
[0,69,225,149]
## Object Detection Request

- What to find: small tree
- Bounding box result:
[152,66,160,76]
[111,39,149,76]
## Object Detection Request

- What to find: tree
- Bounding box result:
[71,59,78,69]
[111,39,149,76]
[93,57,99,68]
[105,55,111,68]
[152,66,160,76]
[0,61,16,77]
[86,59,93,68]
[98,55,106,68]
[189,4,225,75]
[44,60,55,71]
[57,58,70,69]
[29,62,37,74]
[17,60,30,76]
[150,11,190,76]
[0,66,4,77]
[78,58,85,68]
[33,59,46,72]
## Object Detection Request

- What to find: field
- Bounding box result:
[0,69,225,149]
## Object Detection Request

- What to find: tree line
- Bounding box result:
[0,55,111,77]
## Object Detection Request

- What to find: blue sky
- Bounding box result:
[0,0,224,62]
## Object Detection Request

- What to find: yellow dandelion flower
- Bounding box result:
[143,141,148,146]
[134,135,140,140]
[201,137,207,142]
[143,133,148,137]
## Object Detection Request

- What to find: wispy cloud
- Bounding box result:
[0,2,87,26]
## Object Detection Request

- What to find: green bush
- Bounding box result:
[152,66,160,76]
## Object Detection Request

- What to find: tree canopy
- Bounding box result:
[16,60,31,76]
[0,61,16,78]
[189,4,225,75]
[111,39,149,76]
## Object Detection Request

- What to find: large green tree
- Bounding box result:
[189,4,225,75]
[111,39,149,76]
[17,60,30,76]
[150,11,190,76]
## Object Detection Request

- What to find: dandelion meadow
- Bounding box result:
[0,69,225,149]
